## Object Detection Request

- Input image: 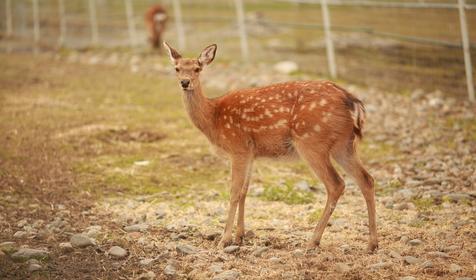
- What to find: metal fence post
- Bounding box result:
[58,0,66,47]
[458,0,475,102]
[233,0,249,61]
[32,0,40,54]
[124,0,136,47]
[88,0,99,45]
[320,0,337,78]
[172,0,186,50]
[6,0,13,37]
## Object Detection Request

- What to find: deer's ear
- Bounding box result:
[163,42,182,63]
[198,44,217,66]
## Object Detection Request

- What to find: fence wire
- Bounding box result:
[0,0,475,100]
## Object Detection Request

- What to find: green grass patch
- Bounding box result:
[260,182,315,205]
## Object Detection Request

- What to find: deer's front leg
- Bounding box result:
[235,162,253,244]
[219,156,251,247]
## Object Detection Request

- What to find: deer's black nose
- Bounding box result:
[180,79,190,89]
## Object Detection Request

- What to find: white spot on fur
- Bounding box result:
[320,99,327,106]
[225,123,231,129]
[313,124,321,132]
[264,109,273,117]
[309,102,317,110]
[276,119,288,127]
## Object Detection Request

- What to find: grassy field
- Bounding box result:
[0,51,475,279]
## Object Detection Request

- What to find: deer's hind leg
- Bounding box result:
[332,140,378,252]
[294,140,345,249]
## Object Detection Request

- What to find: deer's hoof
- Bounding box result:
[234,234,244,245]
[305,240,320,251]
[368,242,379,253]
[219,236,233,248]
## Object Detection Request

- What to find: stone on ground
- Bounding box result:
[10,248,49,262]
[108,246,127,259]
[213,270,240,280]
[70,234,94,248]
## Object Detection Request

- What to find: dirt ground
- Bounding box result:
[0,52,475,280]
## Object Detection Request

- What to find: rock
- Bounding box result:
[445,193,471,203]
[449,263,462,273]
[108,246,127,259]
[70,234,94,248]
[252,246,268,257]
[388,250,401,259]
[210,263,224,273]
[245,230,255,239]
[27,259,42,272]
[421,260,433,269]
[408,239,423,246]
[224,245,240,254]
[335,263,351,273]
[292,249,304,257]
[399,277,416,280]
[155,209,167,219]
[137,271,156,280]
[139,258,155,266]
[368,262,392,270]
[124,223,149,233]
[17,219,28,228]
[59,242,74,253]
[442,245,459,252]
[403,256,420,265]
[400,236,410,243]
[213,270,240,280]
[295,180,311,192]
[394,202,414,210]
[164,264,176,276]
[340,244,351,254]
[394,189,415,201]
[176,243,199,255]
[0,241,17,254]
[203,232,221,241]
[10,248,49,262]
[273,61,298,74]
[13,231,28,239]
[269,257,281,264]
[85,225,102,238]
[427,251,450,258]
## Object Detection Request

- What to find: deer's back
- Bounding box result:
[213,81,359,158]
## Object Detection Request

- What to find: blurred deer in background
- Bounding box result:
[145,4,168,50]
[163,42,378,252]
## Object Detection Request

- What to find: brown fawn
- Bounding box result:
[163,42,378,252]
[144,4,167,50]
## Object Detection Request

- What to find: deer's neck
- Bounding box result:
[182,82,216,140]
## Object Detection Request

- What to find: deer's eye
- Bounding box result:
[175,68,180,72]
[194,68,201,73]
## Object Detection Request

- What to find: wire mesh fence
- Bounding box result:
[0,0,475,101]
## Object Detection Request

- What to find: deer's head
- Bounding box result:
[163,42,217,92]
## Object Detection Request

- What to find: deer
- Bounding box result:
[163,42,378,252]
[144,4,168,50]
